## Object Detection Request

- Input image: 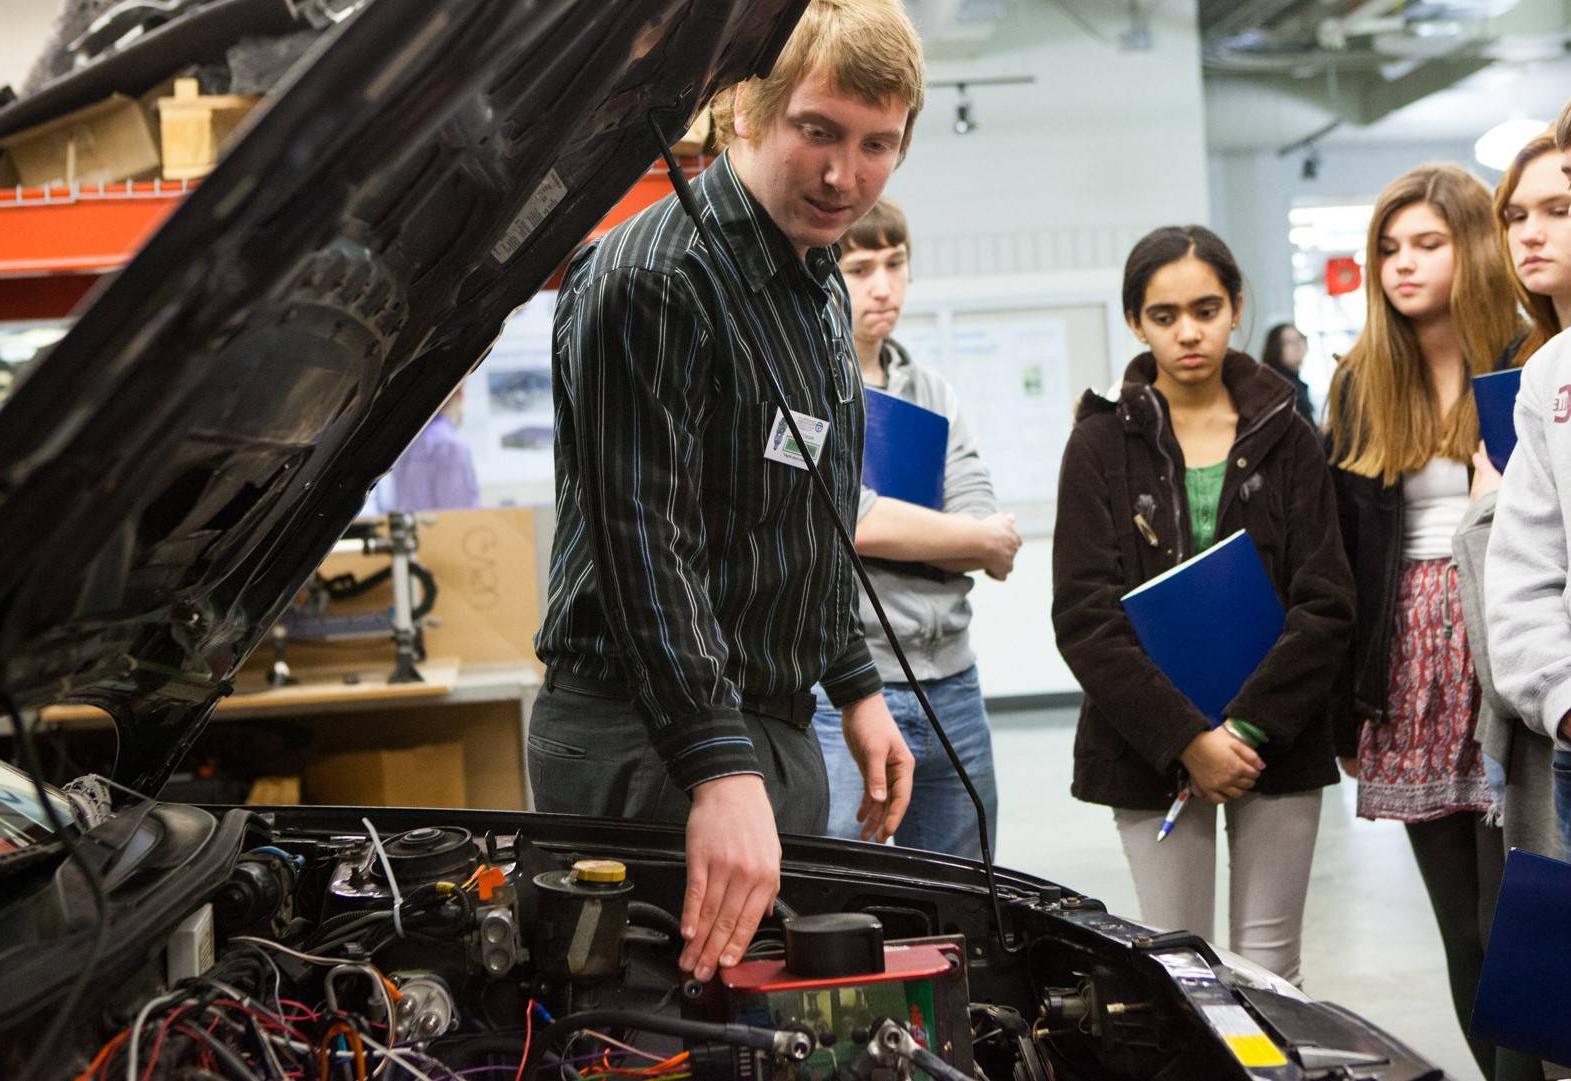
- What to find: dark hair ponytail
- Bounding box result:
[1122,225,1243,320]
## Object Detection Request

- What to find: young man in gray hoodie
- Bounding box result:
[812,199,1022,859]
[1484,100,1571,858]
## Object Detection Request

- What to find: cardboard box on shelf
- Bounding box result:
[156,78,260,181]
[0,92,162,188]
[245,776,302,806]
[670,108,712,156]
[245,506,549,680]
[305,741,466,808]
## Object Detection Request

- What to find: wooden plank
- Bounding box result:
[42,657,460,724]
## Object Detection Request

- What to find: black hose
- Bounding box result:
[913,1045,976,1081]
[523,1011,798,1081]
[409,561,438,622]
[305,908,390,947]
[627,901,682,941]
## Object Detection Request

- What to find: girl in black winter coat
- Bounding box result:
[1053,226,1354,986]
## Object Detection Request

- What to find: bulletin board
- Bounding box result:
[456,273,1135,530]
[461,290,558,509]
[897,273,1131,536]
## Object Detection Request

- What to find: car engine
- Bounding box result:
[0,800,1443,1081]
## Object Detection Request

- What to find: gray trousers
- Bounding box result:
[1113,788,1322,986]
[526,682,830,836]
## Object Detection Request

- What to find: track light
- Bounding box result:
[927,77,1033,137]
[1301,144,1321,181]
[953,84,976,135]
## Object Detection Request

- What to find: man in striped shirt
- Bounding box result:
[531,0,925,983]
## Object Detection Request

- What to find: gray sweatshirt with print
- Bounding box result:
[857,338,999,683]
[1487,330,1571,750]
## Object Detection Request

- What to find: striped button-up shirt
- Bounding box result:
[534,151,881,792]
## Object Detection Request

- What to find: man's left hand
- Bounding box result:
[841,693,914,842]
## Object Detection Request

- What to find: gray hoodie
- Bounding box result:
[1486,330,1571,749]
[857,338,998,682]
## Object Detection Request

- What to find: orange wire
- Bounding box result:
[317,1020,368,1081]
[76,1029,130,1081]
[593,1050,694,1077]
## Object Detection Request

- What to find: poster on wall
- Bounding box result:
[893,309,1070,535]
[461,291,558,507]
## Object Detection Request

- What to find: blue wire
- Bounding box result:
[250,844,304,866]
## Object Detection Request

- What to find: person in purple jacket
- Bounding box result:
[391,385,480,511]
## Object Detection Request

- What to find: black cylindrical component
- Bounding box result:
[532,859,634,983]
[376,826,476,884]
[783,913,884,979]
[213,854,292,934]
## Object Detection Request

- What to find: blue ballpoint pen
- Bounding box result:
[1155,783,1191,842]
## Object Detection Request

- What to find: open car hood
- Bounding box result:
[0,0,806,793]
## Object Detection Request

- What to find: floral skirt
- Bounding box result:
[1357,558,1492,822]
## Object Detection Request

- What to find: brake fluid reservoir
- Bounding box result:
[532,859,634,983]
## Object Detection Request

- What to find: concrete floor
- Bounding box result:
[989,706,1484,1081]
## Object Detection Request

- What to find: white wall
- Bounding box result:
[0,0,61,95]
[886,1,1212,699]
[887,0,1211,278]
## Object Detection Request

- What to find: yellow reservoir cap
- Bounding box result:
[570,859,627,884]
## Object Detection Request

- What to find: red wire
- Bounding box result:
[513,999,536,1081]
[138,1003,195,1081]
[211,997,314,1044]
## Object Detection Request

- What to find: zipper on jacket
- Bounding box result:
[1217,396,1294,522]
[1142,386,1187,563]
[1234,395,1294,446]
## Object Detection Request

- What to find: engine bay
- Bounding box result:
[0,802,1443,1081]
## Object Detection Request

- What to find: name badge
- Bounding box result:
[763,408,829,470]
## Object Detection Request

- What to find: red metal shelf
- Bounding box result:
[0,179,194,321]
[0,157,709,322]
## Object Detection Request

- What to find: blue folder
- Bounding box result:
[862,388,948,511]
[1120,529,1286,725]
[1473,367,1522,473]
[1472,848,1571,1064]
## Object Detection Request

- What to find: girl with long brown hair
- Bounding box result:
[1459,132,1571,875]
[1496,132,1571,359]
[1328,163,1530,1080]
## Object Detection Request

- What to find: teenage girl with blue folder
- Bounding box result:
[1327,164,1532,1081]
[1052,226,1355,985]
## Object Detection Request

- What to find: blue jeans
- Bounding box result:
[1553,749,1571,861]
[812,665,998,860]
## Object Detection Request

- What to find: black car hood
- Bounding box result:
[0,0,806,794]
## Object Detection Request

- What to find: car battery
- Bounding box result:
[703,914,972,1081]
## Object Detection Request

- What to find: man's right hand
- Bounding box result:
[1179,727,1265,804]
[977,512,1022,580]
[680,774,780,982]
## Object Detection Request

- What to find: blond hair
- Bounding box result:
[1557,98,1571,152]
[1495,133,1564,365]
[730,0,924,158]
[1329,164,1523,484]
